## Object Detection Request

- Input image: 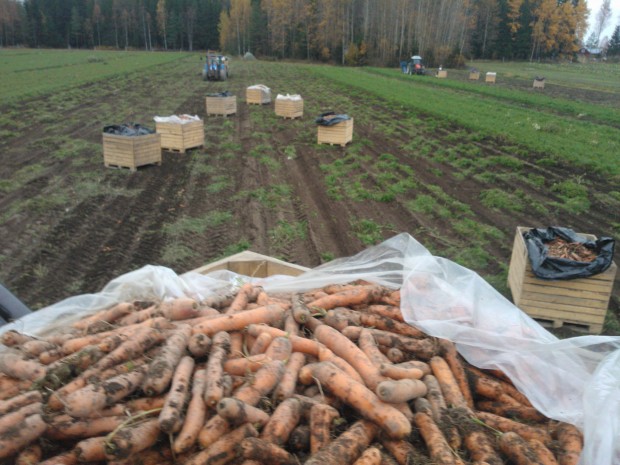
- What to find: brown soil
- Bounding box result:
[0,58,617,337]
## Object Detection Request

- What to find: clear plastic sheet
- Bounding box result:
[1,233,618,464]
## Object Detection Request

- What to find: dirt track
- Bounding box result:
[0,58,618,335]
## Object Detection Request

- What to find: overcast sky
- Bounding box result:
[586,0,620,38]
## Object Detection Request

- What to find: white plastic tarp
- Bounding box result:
[1,233,618,465]
[276,94,302,101]
[153,114,201,124]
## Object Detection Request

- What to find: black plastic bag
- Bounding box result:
[103,123,155,136]
[315,111,351,126]
[207,91,234,97]
[523,226,615,280]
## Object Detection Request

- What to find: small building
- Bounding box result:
[577,47,602,63]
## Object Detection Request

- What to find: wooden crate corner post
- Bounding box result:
[102,132,161,172]
[156,118,204,154]
[507,226,617,334]
[317,118,353,147]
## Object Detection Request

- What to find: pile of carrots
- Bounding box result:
[0,280,583,465]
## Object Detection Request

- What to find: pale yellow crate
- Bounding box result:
[156,120,204,153]
[533,79,545,89]
[102,133,161,171]
[206,95,237,116]
[507,226,617,334]
[437,70,447,78]
[191,251,310,278]
[469,71,480,80]
[485,72,497,83]
[317,118,353,147]
[246,87,271,105]
[275,98,304,119]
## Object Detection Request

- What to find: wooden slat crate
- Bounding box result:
[275,98,304,119]
[102,133,161,171]
[437,70,447,78]
[533,79,545,89]
[468,72,480,80]
[190,250,310,278]
[156,119,204,153]
[206,95,237,116]
[507,226,617,334]
[485,72,497,83]
[246,87,271,105]
[317,118,354,147]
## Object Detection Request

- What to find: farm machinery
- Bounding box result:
[202,52,230,81]
[406,55,425,75]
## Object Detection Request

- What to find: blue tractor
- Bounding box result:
[203,53,230,81]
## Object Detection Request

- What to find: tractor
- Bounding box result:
[407,55,425,75]
[202,53,230,81]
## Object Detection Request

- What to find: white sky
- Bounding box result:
[586,0,620,39]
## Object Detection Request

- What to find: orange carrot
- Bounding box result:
[462,428,503,465]
[325,308,424,338]
[0,351,46,381]
[159,355,194,433]
[1,330,37,347]
[216,397,270,426]
[342,326,438,360]
[187,423,258,465]
[274,351,306,401]
[15,443,42,465]
[0,414,47,459]
[0,402,42,433]
[358,328,391,368]
[384,347,406,363]
[379,438,425,465]
[429,356,469,410]
[97,395,166,417]
[0,390,42,416]
[224,353,271,376]
[71,302,135,331]
[204,331,231,407]
[288,424,311,452]
[159,297,200,320]
[527,438,559,465]
[353,446,382,465]
[467,365,533,407]
[173,368,208,454]
[439,339,474,409]
[423,374,447,423]
[476,400,547,422]
[305,420,379,465]
[414,412,459,465]
[64,367,145,418]
[228,331,244,359]
[308,285,385,310]
[247,323,323,357]
[476,411,552,444]
[187,333,212,358]
[46,414,126,440]
[314,324,385,389]
[142,324,191,395]
[37,451,78,465]
[264,336,293,362]
[283,311,300,335]
[365,304,404,322]
[75,436,108,462]
[300,361,411,439]
[104,418,161,460]
[19,339,58,357]
[498,431,540,465]
[0,374,32,400]
[292,293,312,324]
[249,331,273,355]
[375,378,427,403]
[261,397,302,445]
[192,304,287,336]
[239,437,295,464]
[380,363,424,380]
[225,283,256,314]
[555,422,583,465]
[317,346,365,384]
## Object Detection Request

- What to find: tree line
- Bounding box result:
[1,0,616,66]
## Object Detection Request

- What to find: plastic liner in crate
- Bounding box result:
[103,123,155,136]
[315,111,351,126]
[523,226,615,280]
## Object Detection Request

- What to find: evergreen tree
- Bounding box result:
[608,25,620,56]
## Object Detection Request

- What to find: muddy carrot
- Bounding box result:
[358,328,391,368]
[0,413,47,459]
[423,374,447,423]
[555,422,583,465]
[380,363,424,380]
[46,415,126,440]
[314,324,385,389]
[463,429,503,465]
[261,397,302,445]
[467,365,533,407]
[430,355,468,410]
[300,361,411,439]
[0,402,42,434]
[142,324,191,395]
[317,346,365,384]
[365,304,404,322]
[414,412,459,465]
[37,451,78,465]
[353,446,383,465]
[342,326,438,360]
[380,438,426,465]
[228,331,244,359]
[224,353,271,375]
[225,283,256,314]
[274,351,306,401]
[249,331,273,355]
[104,418,161,460]
[173,369,208,454]
[159,355,194,433]
[384,347,406,363]
[325,307,424,338]
[97,395,166,417]
[19,339,58,357]
[187,423,258,465]
[376,378,427,403]
[71,302,135,331]
[0,390,42,416]
[476,400,547,422]
[204,331,231,407]
[476,411,552,444]
[75,436,108,462]
[160,297,200,320]
[498,431,540,465]
[528,438,559,465]
[1,330,37,347]
[305,420,379,465]
[247,323,323,356]
[188,333,212,358]
[15,443,42,465]
[292,293,312,324]
[307,285,385,310]
[192,304,287,336]
[239,437,295,464]
[439,339,474,409]
[0,351,46,381]
[216,397,270,426]
[288,424,311,452]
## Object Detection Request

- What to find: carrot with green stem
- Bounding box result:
[476,411,552,444]
[173,368,208,454]
[239,437,295,464]
[260,397,302,445]
[305,420,379,465]
[142,324,191,395]
[104,418,161,460]
[0,413,47,459]
[46,414,127,440]
[274,351,306,401]
[158,355,194,434]
[192,304,287,336]
[204,331,231,407]
[300,361,411,439]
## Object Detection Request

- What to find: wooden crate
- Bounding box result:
[468,72,480,80]
[317,118,353,147]
[206,95,237,116]
[437,70,447,78]
[507,226,617,334]
[275,98,304,119]
[533,79,545,89]
[246,87,271,105]
[156,119,204,153]
[191,250,310,278]
[102,133,161,171]
[485,72,497,83]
